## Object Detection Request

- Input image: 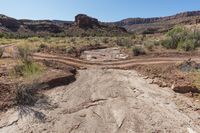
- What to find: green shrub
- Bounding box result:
[178,39,195,51]
[132,46,145,56]
[167,26,186,37]
[189,30,200,47]
[162,26,187,49]
[162,27,200,51]
[161,37,178,49]
[14,60,43,77]
[162,27,186,49]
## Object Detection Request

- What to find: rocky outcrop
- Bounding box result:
[0,14,127,37]
[0,15,20,32]
[75,14,100,28]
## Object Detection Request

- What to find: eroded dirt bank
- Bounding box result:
[0,69,200,133]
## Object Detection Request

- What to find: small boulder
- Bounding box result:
[178,59,200,72]
[173,84,200,93]
[1,46,19,58]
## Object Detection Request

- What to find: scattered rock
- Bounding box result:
[143,76,149,79]
[173,84,200,94]
[161,82,168,87]
[178,59,200,72]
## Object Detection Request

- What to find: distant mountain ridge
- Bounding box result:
[115,11,200,26]
[0,10,200,37]
[112,11,200,33]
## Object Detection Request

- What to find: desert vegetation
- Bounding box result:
[161,26,200,51]
[11,44,44,78]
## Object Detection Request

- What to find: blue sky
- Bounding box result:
[0,0,200,22]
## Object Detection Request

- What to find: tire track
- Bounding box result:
[32,53,200,69]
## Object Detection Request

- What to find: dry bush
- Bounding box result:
[132,46,146,56]
[15,83,40,106]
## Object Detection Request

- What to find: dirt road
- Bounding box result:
[0,69,200,133]
[33,53,200,69]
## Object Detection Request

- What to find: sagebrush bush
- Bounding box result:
[116,38,132,48]
[167,26,186,37]
[132,46,145,56]
[161,27,200,51]
[161,37,178,49]
[178,39,195,51]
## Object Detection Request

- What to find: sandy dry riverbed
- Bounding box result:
[0,69,200,133]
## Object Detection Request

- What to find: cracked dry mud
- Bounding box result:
[0,69,200,133]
